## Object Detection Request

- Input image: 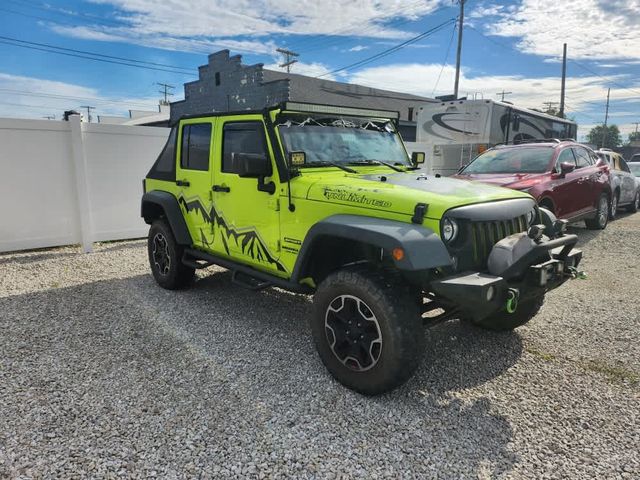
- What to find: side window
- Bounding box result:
[573,147,591,168]
[181,123,212,171]
[556,148,576,171]
[620,158,631,173]
[222,122,270,174]
[588,151,600,165]
[147,126,177,180]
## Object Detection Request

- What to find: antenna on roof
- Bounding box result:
[276,48,299,74]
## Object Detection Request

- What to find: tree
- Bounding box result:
[629,131,640,144]
[586,125,622,149]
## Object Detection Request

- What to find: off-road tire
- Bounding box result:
[626,191,640,213]
[311,266,424,395]
[585,193,609,230]
[472,295,545,331]
[148,219,195,290]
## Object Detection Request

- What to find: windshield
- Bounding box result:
[463,147,554,174]
[629,163,640,176]
[277,117,410,167]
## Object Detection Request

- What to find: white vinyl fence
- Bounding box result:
[0,116,169,253]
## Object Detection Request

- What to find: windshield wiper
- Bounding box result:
[346,159,406,173]
[302,161,357,173]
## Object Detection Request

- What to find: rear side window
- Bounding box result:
[222,122,270,174]
[181,123,212,171]
[573,147,592,168]
[147,126,177,181]
[620,158,631,173]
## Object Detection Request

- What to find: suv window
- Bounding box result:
[181,123,212,171]
[147,126,177,181]
[556,148,576,171]
[619,158,631,173]
[572,147,592,168]
[588,150,600,165]
[222,122,270,174]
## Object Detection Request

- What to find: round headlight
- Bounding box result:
[526,208,537,226]
[442,218,459,243]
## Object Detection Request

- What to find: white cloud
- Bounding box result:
[0,73,159,120]
[60,0,446,55]
[348,45,369,52]
[477,0,640,61]
[263,61,335,79]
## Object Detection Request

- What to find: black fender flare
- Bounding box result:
[141,191,192,245]
[291,214,452,282]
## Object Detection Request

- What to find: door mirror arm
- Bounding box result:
[257,176,276,195]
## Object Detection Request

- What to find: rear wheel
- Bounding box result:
[585,193,609,230]
[626,191,640,213]
[472,295,544,331]
[148,220,195,290]
[311,266,424,395]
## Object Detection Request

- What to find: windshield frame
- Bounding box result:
[461,145,556,175]
[275,113,412,169]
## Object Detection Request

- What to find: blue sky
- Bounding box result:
[1,0,638,140]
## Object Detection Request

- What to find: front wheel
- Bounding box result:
[148,220,195,290]
[585,193,609,230]
[310,267,424,395]
[626,191,640,213]
[609,192,619,220]
[472,295,545,331]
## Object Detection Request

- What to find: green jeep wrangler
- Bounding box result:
[141,102,583,394]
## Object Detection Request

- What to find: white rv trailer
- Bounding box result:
[412,99,578,176]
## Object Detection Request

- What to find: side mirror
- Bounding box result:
[560,162,576,175]
[235,153,272,178]
[411,151,425,166]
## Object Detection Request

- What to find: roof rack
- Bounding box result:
[512,138,575,145]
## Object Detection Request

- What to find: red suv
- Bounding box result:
[454,140,611,229]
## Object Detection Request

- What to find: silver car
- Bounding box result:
[595,149,639,216]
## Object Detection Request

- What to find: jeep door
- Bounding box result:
[175,120,215,248]
[210,116,284,275]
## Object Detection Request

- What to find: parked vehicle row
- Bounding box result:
[454,140,640,229]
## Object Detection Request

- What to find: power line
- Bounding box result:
[431,21,457,96]
[0,35,195,74]
[7,0,127,27]
[318,17,457,78]
[0,88,158,109]
[567,59,640,97]
[157,83,175,104]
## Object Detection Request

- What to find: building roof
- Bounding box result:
[262,69,435,118]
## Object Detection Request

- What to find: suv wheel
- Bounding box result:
[585,193,609,230]
[626,191,640,213]
[148,220,195,290]
[311,266,424,395]
[609,192,619,220]
[472,295,544,331]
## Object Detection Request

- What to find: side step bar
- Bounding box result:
[182,248,312,294]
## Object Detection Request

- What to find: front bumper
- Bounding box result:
[430,233,582,321]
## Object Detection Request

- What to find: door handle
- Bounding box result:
[176,179,190,187]
[212,185,231,193]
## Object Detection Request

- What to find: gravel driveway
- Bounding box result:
[1,214,638,479]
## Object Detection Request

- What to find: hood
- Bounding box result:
[296,170,532,219]
[453,172,548,190]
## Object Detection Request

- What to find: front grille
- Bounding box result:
[471,215,528,267]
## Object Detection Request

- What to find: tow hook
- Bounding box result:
[567,266,588,280]
[506,288,520,313]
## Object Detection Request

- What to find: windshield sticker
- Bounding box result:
[323,187,392,208]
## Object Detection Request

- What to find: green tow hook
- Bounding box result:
[505,288,519,314]
[568,266,588,280]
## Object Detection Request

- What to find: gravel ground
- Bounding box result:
[0,214,639,479]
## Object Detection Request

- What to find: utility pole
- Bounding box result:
[632,122,639,134]
[157,82,175,105]
[453,0,465,99]
[559,43,567,118]
[276,48,299,74]
[601,87,611,149]
[80,105,95,123]
[496,90,513,102]
[543,101,560,114]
